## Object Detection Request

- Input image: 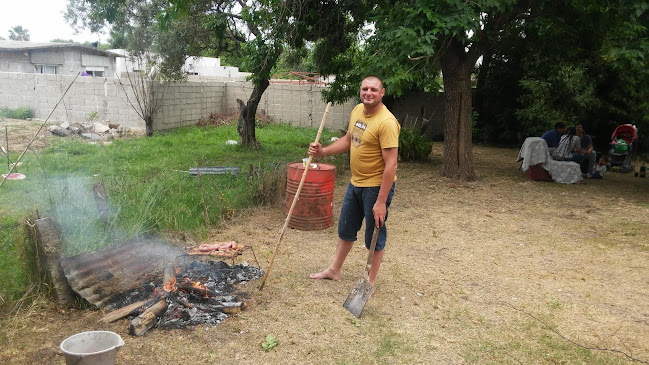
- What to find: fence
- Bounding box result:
[0,72,445,136]
[0,72,357,132]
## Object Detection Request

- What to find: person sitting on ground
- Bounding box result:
[551,126,585,165]
[542,122,566,153]
[586,156,608,179]
[576,124,596,173]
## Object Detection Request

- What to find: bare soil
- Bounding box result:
[1,129,648,364]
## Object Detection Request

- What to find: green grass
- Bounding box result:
[0,215,29,305]
[0,123,340,305]
[0,106,34,120]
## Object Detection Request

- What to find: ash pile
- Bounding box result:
[57,236,262,336]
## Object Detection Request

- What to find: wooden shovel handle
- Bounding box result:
[365,226,380,274]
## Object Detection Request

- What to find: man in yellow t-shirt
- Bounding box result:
[308,75,400,295]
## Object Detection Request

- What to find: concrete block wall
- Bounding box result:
[1,72,426,135]
[0,72,141,128]
[153,81,228,130]
[221,81,357,132]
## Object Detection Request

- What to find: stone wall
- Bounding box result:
[0,72,446,136]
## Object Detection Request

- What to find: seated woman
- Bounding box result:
[551,126,585,165]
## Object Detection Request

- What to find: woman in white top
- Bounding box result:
[551,127,585,166]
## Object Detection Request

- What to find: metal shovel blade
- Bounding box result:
[343,226,380,318]
[343,275,373,318]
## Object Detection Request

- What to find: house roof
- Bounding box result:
[0,41,120,57]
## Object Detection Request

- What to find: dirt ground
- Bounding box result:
[1,120,648,364]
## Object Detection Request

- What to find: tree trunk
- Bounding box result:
[440,39,480,181]
[237,79,269,148]
[145,115,154,137]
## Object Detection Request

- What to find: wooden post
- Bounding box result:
[34,217,76,306]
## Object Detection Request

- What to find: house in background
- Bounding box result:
[109,49,250,80]
[0,41,118,77]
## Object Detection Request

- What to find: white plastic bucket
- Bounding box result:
[60,331,124,365]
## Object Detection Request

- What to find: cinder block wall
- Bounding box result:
[1,72,434,135]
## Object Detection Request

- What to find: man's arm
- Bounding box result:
[372,147,398,227]
[308,131,351,157]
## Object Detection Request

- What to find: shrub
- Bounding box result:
[250,163,286,206]
[398,128,433,161]
[0,106,34,120]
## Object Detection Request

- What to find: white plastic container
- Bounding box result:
[60,331,124,365]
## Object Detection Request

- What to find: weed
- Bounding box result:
[261,334,278,351]
[86,111,100,122]
[349,318,361,327]
[399,128,433,162]
[0,106,33,120]
[250,163,286,206]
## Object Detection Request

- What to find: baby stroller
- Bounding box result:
[608,124,638,173]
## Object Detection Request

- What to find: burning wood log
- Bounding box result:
[99,299,150,323]
[176,281,220,297]
[129,298,168,336]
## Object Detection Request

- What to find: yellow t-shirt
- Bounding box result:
[348,103,400,186]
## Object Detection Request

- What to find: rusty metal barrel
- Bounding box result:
[286,162,336,230]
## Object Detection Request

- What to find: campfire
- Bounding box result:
[57,236,262,336]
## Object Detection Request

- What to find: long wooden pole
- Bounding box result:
[259,102,332,290]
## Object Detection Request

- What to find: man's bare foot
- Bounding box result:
[309,267,341,280]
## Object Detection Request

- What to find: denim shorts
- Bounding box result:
[338,182,396,251]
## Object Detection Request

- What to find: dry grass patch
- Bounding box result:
[1,144,648,364]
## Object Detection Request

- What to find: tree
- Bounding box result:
[66,0,281,145]
[474,0,649,153]
[50,38,75,43]
[167,0,368,147]
[8,26,30,41]
[117,54,165,136]
[336,0,537,181]
[66,0,367,146]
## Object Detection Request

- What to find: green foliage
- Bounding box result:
[86,111,100,122]
[516,64,598,136]
[474,1,649,151]
[261,334,278,351]
[0,216,29,305]
[0,106,33,120]
[8,25,30,41]
[398,128,432,162]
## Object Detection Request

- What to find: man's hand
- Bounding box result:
[372,201,387,228]
[308,142,323,157]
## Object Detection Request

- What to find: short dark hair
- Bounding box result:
[363,75,384,89]
[601,155,609,162]
[554,122,566,130]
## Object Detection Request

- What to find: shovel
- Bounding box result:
[343,225,380,317]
